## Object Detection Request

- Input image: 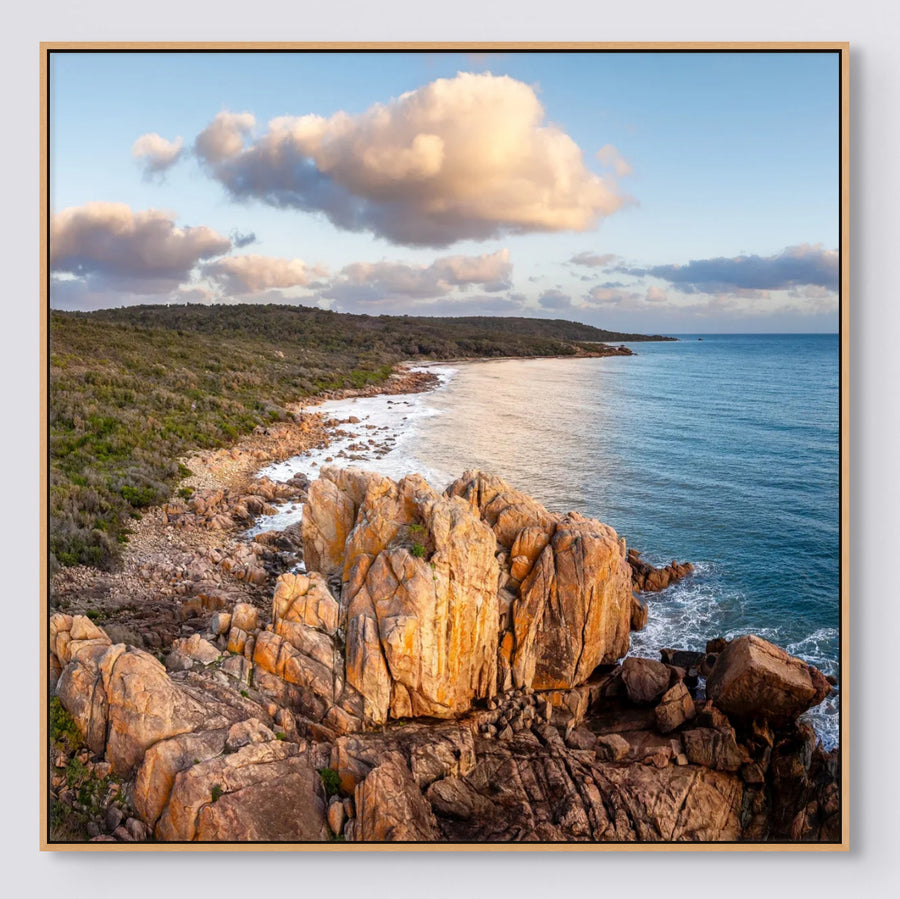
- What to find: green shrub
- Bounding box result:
[49,697,82,753]
[411,542,426,558]
[318,767,341,799]
[211,784,224,803]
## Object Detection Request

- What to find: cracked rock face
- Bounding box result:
[49,468,839,844]
[301,468,503,726]
[53,614,237,777]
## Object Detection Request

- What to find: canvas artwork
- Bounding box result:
[42,45,848,849]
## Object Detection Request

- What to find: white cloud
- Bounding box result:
[329,249,512,302]
[586,285,642,306]
[193,73,631,246]
[569,251,620,269]
[50,202,231,298]
[202,254,326,294]
[193,112,256,164]
[131,133,184,177]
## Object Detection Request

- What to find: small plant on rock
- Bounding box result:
[318,767,341,799]
[211,784,224,803]
[411,542,426,558]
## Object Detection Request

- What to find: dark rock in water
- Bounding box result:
[627,549,695,593]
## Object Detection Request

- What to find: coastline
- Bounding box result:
[47,349,638,661]
[48,365,442,644]
[51,348,839,752]
[47,352,841,845]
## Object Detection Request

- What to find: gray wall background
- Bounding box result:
[8,3,897,895]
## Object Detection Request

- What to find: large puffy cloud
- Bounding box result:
[194,112,255,164]
[50,202,232,297]
[132,133,184,178]
[192,73,630,247]
[619,244,839,293]
[202,254,326,294]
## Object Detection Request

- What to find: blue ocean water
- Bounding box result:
[256,334,840,747]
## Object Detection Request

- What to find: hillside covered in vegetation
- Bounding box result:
[49,304,672,571]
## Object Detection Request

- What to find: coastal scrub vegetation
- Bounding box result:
[50,304,669,572]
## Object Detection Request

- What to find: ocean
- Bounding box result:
[254,333,841,748]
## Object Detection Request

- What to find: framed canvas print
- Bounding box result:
[40,42,849,850]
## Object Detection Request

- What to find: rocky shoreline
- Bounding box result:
[49,367,440,649]
[48,413,839,843]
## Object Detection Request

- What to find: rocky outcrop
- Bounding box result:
[49,467,839,844]
[621,657,672,705]
[446,471,633,693]
[349,755,441,842]
[706,635,833,725]
[52,613,240,776]
[627,549,694,592]
[163,476,305,535]
[340,473,500,726]
[51,607,839,842]
[154,730,330,842]
[299,468,501,729]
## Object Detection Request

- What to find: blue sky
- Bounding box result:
[49,50,840,332]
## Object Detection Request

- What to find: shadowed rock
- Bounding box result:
[706,635,832,725]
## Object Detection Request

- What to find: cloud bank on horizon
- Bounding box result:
[49,59,840,331]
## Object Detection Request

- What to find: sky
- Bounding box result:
[48,50,841,332]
